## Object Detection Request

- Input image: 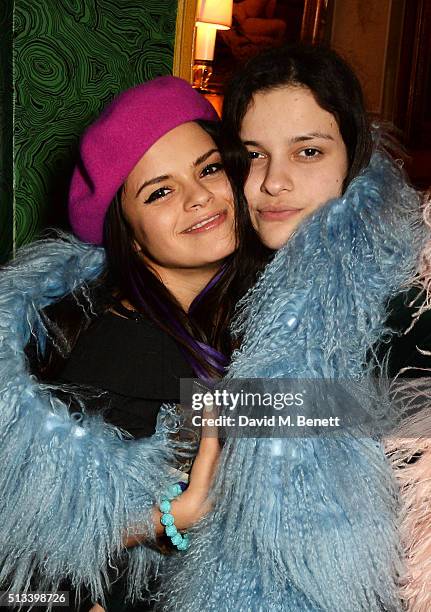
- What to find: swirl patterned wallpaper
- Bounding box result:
[1,0,178,262]
[0,1,13,264]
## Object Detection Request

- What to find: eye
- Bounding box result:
[200,162,224,177]
[297,148,322,159]
[144,187,172,203]
[247,150,266,160]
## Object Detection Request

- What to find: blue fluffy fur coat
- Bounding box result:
[0,238,185,607]
[160,152,426,611]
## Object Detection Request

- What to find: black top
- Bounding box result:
[59,308,194,439]
[377,287,431,378]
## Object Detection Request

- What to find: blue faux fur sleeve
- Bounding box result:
[0,237,181,607]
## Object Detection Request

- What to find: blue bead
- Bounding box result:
[160,513,174,526]
[172,483,182,497]
[171,533,183,546]
[176,538,190,551]
[165,524,178,537]
[165,483,182,500]
[159,499,171,513]
[178,481,188,492]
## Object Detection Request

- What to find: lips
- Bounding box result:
[182,210,227,234]
[258,207,301,222]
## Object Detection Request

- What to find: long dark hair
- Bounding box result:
[103,191,233,380]
[221,44,373,276]
[31,120,240,380]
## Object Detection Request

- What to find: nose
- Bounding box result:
[261,158,293,196]
[183,180,214,211]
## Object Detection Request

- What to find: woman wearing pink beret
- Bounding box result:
[0,76,238,611]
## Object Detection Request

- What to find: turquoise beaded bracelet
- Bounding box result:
[159,483,190,551]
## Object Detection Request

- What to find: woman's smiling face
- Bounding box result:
[241,86,349,250]
[121,121,235,270]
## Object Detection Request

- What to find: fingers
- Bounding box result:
[199,401,220,446]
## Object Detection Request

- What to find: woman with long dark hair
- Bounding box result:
[161,45,430,611]
[0,76,238,611]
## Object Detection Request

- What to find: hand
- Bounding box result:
[156,402,220,532]
[124,404,220,546]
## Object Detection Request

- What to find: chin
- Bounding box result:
[202,251,232,266]
[213,240,236,259]
[261,231,294,251]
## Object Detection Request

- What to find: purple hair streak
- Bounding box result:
[128,263,229,380]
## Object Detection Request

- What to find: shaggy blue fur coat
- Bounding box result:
[0,237,184,607]
[0,151,425,611]
[160,152,426,611]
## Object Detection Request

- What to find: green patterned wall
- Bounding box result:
[0,1,13,264]
[3,0,178,261]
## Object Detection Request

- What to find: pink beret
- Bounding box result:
[68,76,218,244]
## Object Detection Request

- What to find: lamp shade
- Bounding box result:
[195,25,218,61]
[196,0,233,30]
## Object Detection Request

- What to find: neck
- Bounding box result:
[146,261,222,312]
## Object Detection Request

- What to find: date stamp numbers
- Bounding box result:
[0,592,69,607]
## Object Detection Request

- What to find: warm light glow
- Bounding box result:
[196,0,233,30]
[195,24,217,61]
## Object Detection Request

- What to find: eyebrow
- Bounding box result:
[135,174,170,197]
[242,132,335,147]
[135,148,219,198]
[194,148,219,167]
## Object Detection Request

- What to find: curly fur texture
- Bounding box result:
[384,185,431,612]
[0,237,184,608]
[160,152,426,611]
[386,395,431,612]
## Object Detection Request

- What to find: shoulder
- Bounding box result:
[26,281,108,380]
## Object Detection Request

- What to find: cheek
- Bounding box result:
[306,159,347,206]
[244,166,262,203]
[243,174,262,230]
[326,162,348,199]
[132,209,177,252]
[245,203,259,232]
[244,169,264,223]
[333,149,349,195]
[214,177,234,207]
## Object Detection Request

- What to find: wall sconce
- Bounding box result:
[193,0,233,92]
